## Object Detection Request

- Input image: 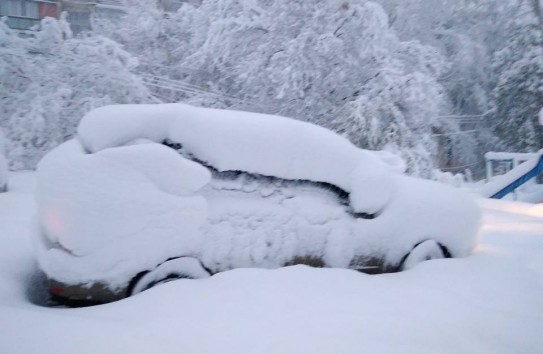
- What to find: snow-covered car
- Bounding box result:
[33,104,480,306]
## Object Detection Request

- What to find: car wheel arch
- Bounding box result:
[128,256,211,296]
[398,239,452,271]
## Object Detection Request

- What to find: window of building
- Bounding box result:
[0,0,39,19]
[39,2,58,19]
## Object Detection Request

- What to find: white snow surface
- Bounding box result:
[0,172,542,354]
[517,184,543,203]
[77,103,405,214]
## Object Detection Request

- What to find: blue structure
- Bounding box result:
[490,154,543,199]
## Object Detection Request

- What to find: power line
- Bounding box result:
[440,161,482,171]
[140,74,277,112]
[438,111,491,119]
[432,129,479,137]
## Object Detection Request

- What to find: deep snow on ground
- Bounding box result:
[0,172,542,354]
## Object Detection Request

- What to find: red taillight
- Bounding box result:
[44,207,65,234]
[49,287,65,295]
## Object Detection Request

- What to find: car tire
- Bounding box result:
[129,257,211,296]
[400,240,450,271]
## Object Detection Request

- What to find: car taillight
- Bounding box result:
[44,206,65,234]
[49,287,65,295]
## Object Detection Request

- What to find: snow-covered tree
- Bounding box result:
[490,21,543,151]
[93,0,453,176]
[376,0,543,174]
[331,70,450,176]
[380,0,513,116]
[10,0,536,174]
[0,15,151,169]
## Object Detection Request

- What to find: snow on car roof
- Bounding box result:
[77,103,405,214]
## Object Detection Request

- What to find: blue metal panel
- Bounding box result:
[490,154,543,199]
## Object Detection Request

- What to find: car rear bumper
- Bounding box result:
[46,278,128,307]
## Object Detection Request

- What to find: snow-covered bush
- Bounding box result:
[432,170,465,188]
[0,16,151,169]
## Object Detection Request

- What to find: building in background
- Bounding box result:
[0,0,59,31]
[1,0,193,33]
[60,0,124,33]
[158,0,186,12]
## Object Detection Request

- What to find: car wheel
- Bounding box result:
[400,240,450,271]
[129,257,211,296]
